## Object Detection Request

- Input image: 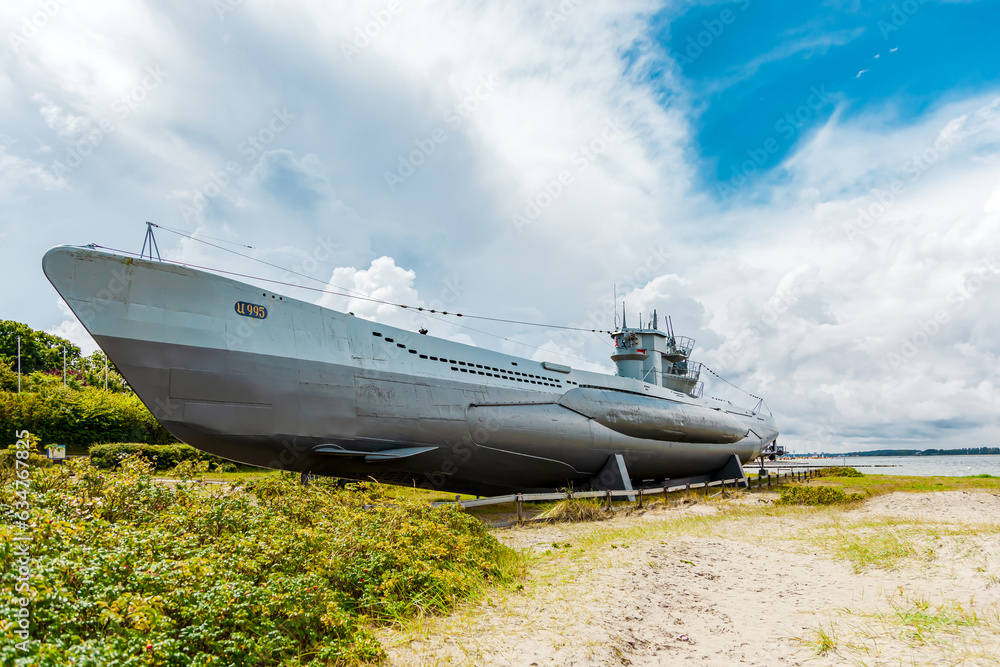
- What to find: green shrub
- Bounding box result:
[89,442,223,471]
[816,466,864,477]
[776,485,866,505]
[0,457,522,665]
[0,387,174,448]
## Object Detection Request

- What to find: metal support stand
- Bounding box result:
[591,453,636,501]
[141,221,162,261]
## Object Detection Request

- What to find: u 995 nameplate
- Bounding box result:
[235,301,267,319]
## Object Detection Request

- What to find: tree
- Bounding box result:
[0,320,82,375]
[0,359,17,392]
[78,351,131,393]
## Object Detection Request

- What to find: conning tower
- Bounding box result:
[610,310,702,397]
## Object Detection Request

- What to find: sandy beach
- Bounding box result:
[377,490,1000,666]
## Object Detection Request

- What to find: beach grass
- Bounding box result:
[804,472,1000,496]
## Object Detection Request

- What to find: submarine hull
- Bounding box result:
[42,246,778,495]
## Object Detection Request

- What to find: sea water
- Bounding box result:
[765,454,1000,477]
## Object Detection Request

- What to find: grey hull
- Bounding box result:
[42,246,779,495]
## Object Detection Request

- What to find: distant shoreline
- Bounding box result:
[792,448,999,458]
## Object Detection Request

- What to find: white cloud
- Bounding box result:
[33,94,90,137]
[0,143,66,195]
[47,300,98,356]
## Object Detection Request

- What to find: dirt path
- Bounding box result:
[377,491,1000,666]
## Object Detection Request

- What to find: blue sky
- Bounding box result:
[656,0,1000,197]
[1,0,999,452]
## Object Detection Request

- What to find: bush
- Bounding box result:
[0,439,52,486]
[0,457,522,665]
[0,387,174,448]
[776,485,866,506]
[89,443,223,471]
[816,466,864,477]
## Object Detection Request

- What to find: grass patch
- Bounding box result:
[883,596,979,644]
[813,624,838,654]
[776,485,865,506]
[805,473,1000,495]
[0,455,524,665]
[536,498,606,523]
[825,526,923,572]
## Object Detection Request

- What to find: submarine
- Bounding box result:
[42,244,779,495]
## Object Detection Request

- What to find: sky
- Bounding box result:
[1,0,999,453]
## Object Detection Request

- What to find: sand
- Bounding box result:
[377,491,1000,666]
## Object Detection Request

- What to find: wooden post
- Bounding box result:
[516,494,523,523]
[605,489,612,510]
[638,488,644,508]
[663,486,669,504]
[767,474,772,488]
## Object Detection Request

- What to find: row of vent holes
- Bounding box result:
[371,330,569,387]
[450,366,560,387]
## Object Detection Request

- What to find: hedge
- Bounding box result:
[88,443,229,471]
[0,387,174,448]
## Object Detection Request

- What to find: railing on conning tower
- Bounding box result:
[663,336,694,361]
[665,360,701,381]
[660,360,702,396]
